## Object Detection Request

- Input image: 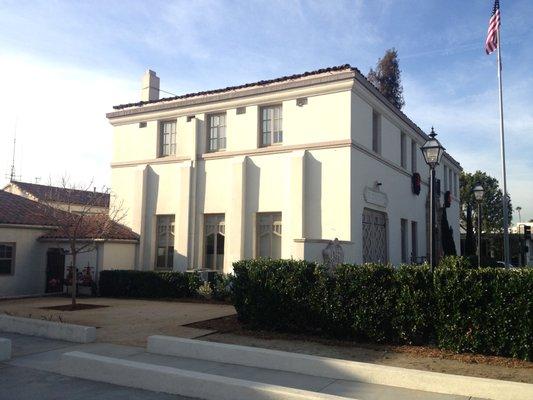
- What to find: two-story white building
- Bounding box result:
[106,65,461,273]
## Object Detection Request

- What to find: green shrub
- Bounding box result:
[99,270,202,299]
[209,272,234,302]
[393,264,434,345]
[434,267,532,359]
[231,259,533,360]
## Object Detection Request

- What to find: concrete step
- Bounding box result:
[60,348,476,400]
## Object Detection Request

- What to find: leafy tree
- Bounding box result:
[460,171,512,234]
[367,48,405,109]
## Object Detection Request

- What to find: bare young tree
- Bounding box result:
[31,177,127,307]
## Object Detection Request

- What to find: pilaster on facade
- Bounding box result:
[226,156,248,271]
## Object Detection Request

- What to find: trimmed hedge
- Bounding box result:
[232,259,533,360]
[99,270,202,298]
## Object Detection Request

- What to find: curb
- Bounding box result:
[60,351,349,400]
[0,314,96,343]
[147,335,533,400]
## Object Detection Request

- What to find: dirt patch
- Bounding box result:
[40,304,109,311]
[1,296,236,347]
[188,315,533,383]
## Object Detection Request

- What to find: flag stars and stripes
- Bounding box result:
[485,0,500,55]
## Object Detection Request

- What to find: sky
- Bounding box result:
[0,0,532,222]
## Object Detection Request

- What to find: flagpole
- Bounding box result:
[496,28,510,266]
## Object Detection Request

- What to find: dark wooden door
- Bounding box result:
[46,248,65,293]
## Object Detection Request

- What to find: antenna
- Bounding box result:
[6,119,20,182]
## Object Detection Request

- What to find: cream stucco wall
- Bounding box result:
[0,226,49,296]
[108,75,461,272]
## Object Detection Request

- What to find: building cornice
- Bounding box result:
[107,71,355,120]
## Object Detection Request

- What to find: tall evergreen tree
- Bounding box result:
[367,48,405,109]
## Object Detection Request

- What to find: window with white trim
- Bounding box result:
[411,139,417,173]
[156,215,174,269]
[0,243,15,275]
[372,110,381,154]
[260,105,282,146]
[401,219,408,263]
[204,214,225,270]
[207,113,226,152]
[256,213,282,259]
[159,121,176,157]
[411,221,418,261]
[400,132,407,169]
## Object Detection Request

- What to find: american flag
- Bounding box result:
[485,0,501,54]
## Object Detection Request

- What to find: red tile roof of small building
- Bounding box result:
[10,181,110,208]
[0,190,138,241]
[0,190,60,226]
[40,213,139,241]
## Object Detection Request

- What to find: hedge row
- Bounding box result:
[99,270,203,298]
[232,259,533,360]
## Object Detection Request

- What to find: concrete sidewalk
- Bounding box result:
[1,332,483,400]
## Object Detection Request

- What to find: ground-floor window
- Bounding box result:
[204,214,225,270]
[362,209,388,263]
[257,212,282,259]
[156,215,175,269]
[411,221,418,261]
[401,218,408,263]
[0,243,15,274]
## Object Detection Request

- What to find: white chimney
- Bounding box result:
[141,70,160,101]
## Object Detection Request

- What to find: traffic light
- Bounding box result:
[524,225,531,239]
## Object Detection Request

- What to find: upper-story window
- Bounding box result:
[260,105,282,146]
[400,132,407,169]
[411,139,417,173]
[159,121,176,157]
[443,165,448,191]
[207,113,226,152]
[372,110,381,154]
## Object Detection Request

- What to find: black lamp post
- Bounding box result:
[421,127,445,273]
[473,184,485,268]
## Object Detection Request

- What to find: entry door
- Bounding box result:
[362,209,388,263]
[46,248,65,293]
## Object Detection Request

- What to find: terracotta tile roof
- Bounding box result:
[0,190,138,241]
[10,181,110,208]
[40,214,139,241]
[112,64,354,110]
[0,190,60,226]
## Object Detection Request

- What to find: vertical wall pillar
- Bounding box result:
[132,165,148,270]
[175,162,192,272]
[227,156,247,272]
[290,151,307,258]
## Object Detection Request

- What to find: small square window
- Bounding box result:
[139,122,147,128]
[236,107,246,115]
[0,243,15,275]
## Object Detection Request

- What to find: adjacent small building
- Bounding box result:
[106,65,462,273]
[0,189,137,297]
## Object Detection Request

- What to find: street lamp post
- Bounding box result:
[473,184,485,268]
[421,127,445,273]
